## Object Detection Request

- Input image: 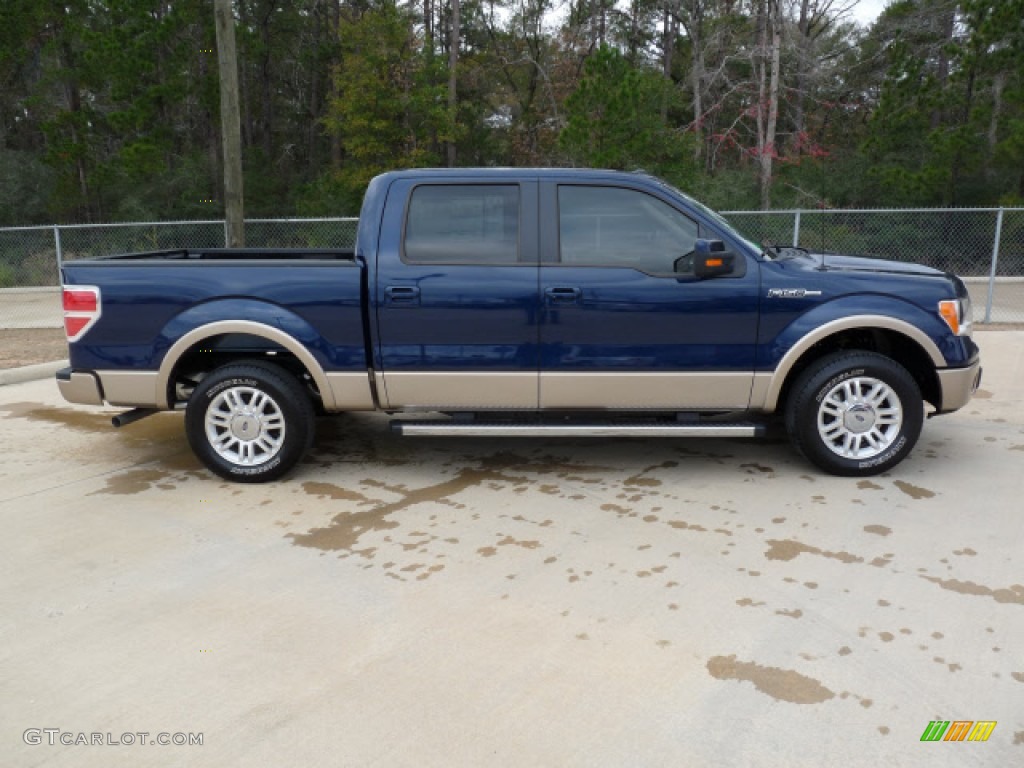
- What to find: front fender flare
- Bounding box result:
[753,313,946,413]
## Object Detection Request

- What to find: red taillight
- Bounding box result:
[62,285,101,342]
[63,289,98,313]
[64,316,91,337]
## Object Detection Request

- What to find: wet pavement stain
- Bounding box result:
[89,469,174,496]
[919,575,1024,605]
[893,480,936,499]
[764,539,863,564]
[1,402,185,448]
[857,480,883,491]
[1012,672,1024,683]
[706,655,835,704]
[288,466,527,552]
[301,482,372,503]
[496,535,541,550]
[623,476,661,488]
[2,402,112,432]
[775,608,803,619]
[863,525,892,537]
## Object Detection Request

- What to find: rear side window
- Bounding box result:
[558,185,699,274]
[404,185,520,264]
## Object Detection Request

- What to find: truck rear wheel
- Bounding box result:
[185,362,315,482]
[785,351,923,477]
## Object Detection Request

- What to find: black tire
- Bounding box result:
[185,361,315,482]
[784,351,923,477]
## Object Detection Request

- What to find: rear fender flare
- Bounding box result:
[156,316,333,410]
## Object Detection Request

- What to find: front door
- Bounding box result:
[539,182,760,410]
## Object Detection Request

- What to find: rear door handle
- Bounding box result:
[545,286,581,304]
[384,286,421,304]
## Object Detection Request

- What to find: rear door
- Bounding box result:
[375,178,540,409]
[538,181,760,409]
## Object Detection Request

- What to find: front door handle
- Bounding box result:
[385,286,421,304]
[545,286,581,304]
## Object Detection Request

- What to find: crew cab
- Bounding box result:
[56,169,981,481]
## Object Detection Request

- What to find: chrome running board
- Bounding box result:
[391,421,765,438]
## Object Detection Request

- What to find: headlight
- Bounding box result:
[938,298,972,337]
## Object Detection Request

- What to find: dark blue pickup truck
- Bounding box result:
[56,168,981,481]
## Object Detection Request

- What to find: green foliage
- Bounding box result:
[320,3,448,206]
[0,0,1023,222]
[863,0,1024,206]
[559,46,694,182]
[0,150,56,225]
[0,262,15,288]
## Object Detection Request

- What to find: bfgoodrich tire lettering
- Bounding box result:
[785,352,923,477]
[185,362,315,482]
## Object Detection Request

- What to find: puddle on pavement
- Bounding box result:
[764,539,863,564]
[1,402,185,448]
[706,655,835,704]
[88,468,175,496]
[288,466,528,552]
[863,525,891,537]
[920,575,1024,605]
[893,480,936,499]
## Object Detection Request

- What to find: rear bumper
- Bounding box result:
[56,367,161,407]
[935,358,982,414]
[55,367,104,406]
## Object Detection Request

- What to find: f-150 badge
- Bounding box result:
[768,288,823,298]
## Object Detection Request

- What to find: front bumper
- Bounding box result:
[935,358,982,414]
[55,367,104,406]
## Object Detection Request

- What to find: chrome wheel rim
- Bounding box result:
[205,386,286,466]
[817,376,903,460]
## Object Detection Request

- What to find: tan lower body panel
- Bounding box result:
[380,372,537,409]
[748,372,774,412]
[325,372,376,411]
[540,372,754,410]
[936,359,981,413]
[96,370,160,407]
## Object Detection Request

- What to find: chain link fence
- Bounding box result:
[0,211,1020,331]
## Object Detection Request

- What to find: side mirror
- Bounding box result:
[693,239,736,279]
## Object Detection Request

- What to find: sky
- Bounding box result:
[849,0,891,26]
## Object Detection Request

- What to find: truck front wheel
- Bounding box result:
[785,352,923,477]
[185,362,315,482]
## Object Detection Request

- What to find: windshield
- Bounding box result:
[651,178,762,256]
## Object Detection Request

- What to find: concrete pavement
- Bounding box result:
[1,331,1022,767]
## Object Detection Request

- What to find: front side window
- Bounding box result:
[405,185,520,264]
[558,185,699,274]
